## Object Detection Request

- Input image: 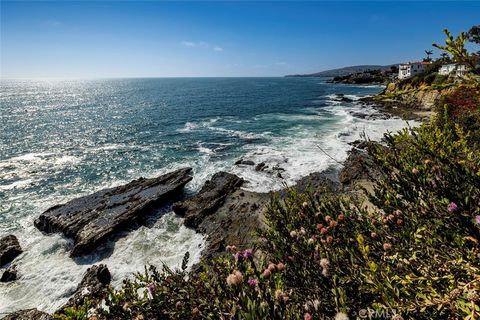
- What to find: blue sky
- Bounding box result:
[1,1,479,78]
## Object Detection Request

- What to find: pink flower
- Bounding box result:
[290,230,298,238]
[299,227,306,236]
[337,213,345,222]
[147,282,156,296]
[326,235,334,244]
[447,202,458,213]
[247,277,258,286]
[234,252,242,261]
[243,249,253,258]
[262,269,271,278]
[371,232,377,239]
[412,168,419,175]
[226,245,237,252]
[226,270,243,286]
[475,215,480,225]
[383,243,392,251]
[319,258,330,269]
[304,313,313,320]
[275,289,288,302]
[276,262,286,271]
[268,263,276,272]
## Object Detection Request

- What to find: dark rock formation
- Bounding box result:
[234,159,255,166]
[173,172,243,228]
[193,171,339,262]
[255,162,266,171]
[0,235,22,267]
[1,265,18,282]
[348,140,370,150]
[58,264,111,312]
[3,309,52,320]
[34,168,193,257]
[195,189,270,260]
[339,148,378,186]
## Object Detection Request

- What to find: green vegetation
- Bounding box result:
[433,29,478,73]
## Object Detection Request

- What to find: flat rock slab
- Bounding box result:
[34,168,193,257]
[0,235,22,267]
[173,172,243,228]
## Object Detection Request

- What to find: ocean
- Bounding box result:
[0,77,411,313]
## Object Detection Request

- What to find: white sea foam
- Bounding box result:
[231,98,417,193]
[176,117,220,133]
[0,213,204,314]
[0,169,205,314]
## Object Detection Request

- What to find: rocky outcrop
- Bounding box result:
[1,265,18,282]
[380,81,456,111]
[193,171,339,261]
[339,146,380,188]
[0,235,22,267]
[3,309,52,320]
[234,159,255,166]
[173,172,243,228]
[255,162,266,172]
[58,264,111,312]
[34,168,193,257]
[196,189,270,260]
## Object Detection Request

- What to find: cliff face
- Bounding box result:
[382,81,455,110]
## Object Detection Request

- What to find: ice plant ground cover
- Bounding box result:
[56,90,480,319]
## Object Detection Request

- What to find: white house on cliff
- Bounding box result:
[439,63,470,77]
[398,62,432,79]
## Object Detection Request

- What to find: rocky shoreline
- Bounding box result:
[1,85,425,318]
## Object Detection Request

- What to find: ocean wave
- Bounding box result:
[0,213,204,314]
[176,117,220,133]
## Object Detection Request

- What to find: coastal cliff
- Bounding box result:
[380,80,457,110]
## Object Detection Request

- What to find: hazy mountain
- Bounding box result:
[285,64,398,77]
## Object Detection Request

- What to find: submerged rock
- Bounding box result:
[1,265,18,282]
[58,264,111,312]
[234,159,255,166]
[254,162,266,171]
[3,309,52,320]
[0,235,22,267]
[34,168,193,257]
[173,172,243,228]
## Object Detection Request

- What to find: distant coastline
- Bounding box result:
[285,64,398,77]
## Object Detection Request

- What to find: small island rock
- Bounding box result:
[0,235,22,267]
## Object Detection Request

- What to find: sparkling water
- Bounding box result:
[0,77,411,313]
